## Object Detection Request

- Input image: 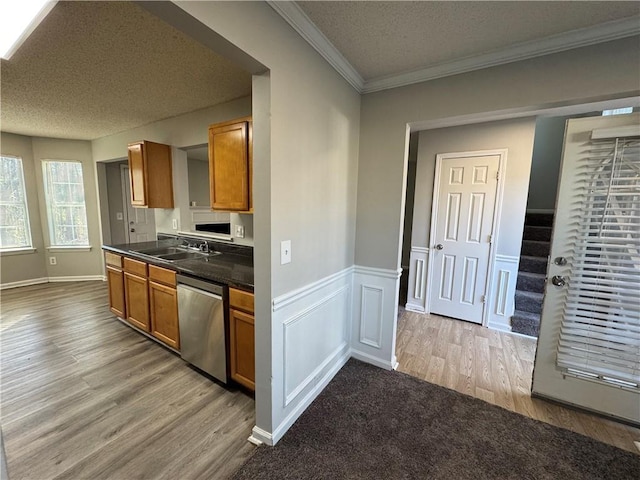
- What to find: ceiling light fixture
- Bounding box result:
[0,0,56,60]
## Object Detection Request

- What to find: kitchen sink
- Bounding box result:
[134,246,185,255]
[133,245,221,262]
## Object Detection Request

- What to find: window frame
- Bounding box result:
[0,155,33,252]
[42,159,90,248]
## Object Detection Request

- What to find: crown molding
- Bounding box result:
[268,2,640,96]
[266,1,364,92]
[363,16,640,94]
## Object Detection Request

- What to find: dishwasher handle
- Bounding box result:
[176,274,224,296]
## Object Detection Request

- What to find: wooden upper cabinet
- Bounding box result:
[208,117,253,212]
[127,140,174,208]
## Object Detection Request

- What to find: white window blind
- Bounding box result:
[556,136,640,390]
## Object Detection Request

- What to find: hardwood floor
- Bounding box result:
[396,309,640,454]
[1,281,255,480]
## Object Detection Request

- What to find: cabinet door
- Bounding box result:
[209,121,249,211]
[106,266,126,318]
[149,281,180,350]
[127,143,147,206]
[124,272,150,332]
[229,308,255,390]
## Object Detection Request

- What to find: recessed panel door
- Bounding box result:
[429,153,500,323]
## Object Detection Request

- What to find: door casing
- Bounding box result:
[425,149,507,327]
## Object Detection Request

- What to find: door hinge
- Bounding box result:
[481,295,486,304]
[488,234,492,244]
[496,171,500,181]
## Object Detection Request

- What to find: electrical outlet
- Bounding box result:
[235,225,245,238]
[280,240,291,265]
[49,256,57,265]
[172,218,178,230]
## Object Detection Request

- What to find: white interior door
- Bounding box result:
[121,166,156,243]
[428,151,501,324]
[532,113,640,423]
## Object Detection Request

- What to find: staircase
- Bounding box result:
[511,212,554,337]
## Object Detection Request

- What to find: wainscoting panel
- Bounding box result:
[406,247,429,312]
[352,265,402,370]
[487,254,519,332]
[359,285,383,348]
[269,268,352,444]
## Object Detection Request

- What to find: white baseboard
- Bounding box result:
[48,275,106,282]
[1,275,107,290]
[0,277,49,290]
[270,349,351,445]
[350,348,396,371]
[248,427,270,446]
[405,303,426,313]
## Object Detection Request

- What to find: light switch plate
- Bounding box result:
[172,218,178,230]
[281,240,291,265]
[235,225,245,238]
[116,212,123,221]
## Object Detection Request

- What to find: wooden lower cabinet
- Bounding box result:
[229,287,255,391]
[149,280,179,349]
[106,266,126,318]
[124,272,150,332]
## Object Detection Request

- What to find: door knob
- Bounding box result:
[551,275,566,287]
[554,257,567,266]
[435,244,444,250]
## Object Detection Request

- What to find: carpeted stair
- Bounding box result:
[511,212,554,337]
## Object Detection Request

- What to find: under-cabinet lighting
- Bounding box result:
[0,1,56,60]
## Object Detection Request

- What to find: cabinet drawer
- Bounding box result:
[148,264,176,287]
[123,257,147,277]
[104,251,122,268]
[229,287,254,314]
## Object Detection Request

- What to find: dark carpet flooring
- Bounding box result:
[233,359,639,480]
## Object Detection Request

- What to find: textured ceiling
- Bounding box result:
[298,1,640,80]
[0,1,252,140]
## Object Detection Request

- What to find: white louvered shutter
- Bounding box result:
[555,135,640,390]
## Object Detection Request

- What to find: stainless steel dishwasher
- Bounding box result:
[176,274,227,383]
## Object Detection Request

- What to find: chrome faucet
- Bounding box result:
[199,242,210,253]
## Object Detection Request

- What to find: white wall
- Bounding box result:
[354,36,640,366]
[169,1,361,444]
[405,118,536,330]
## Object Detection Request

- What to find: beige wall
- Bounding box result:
[93,96,254,245]
[527,116,571,211]
[187,158,210,207]
[31,137,103,278]
[0,133,47,285]
[176,1,361,297]
[356,36,640,270]
[1,133,103,285]
[413,118,537,258]
[105,161,127,244]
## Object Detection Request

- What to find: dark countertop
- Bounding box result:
[103,239,254,291]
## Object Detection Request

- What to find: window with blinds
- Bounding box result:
[556,135,640,391]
